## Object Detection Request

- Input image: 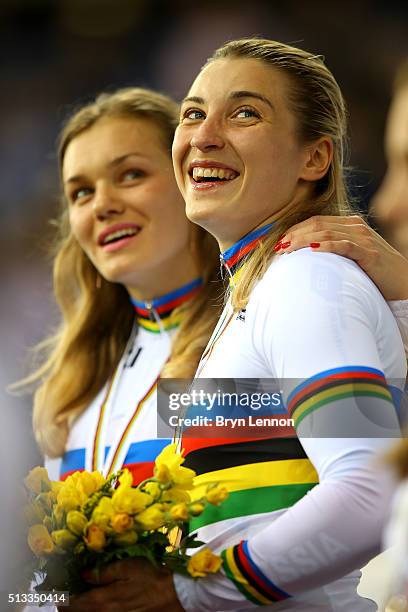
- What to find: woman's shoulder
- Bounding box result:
[250,247,386,316]
[260,247,381,296]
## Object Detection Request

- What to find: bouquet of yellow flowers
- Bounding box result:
[24,443,228,595]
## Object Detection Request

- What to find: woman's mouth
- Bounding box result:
[99,226,141,252]
[189,165,239,190]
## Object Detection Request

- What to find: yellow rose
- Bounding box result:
[118,469,133,488]
[187,548,222,578]
[24,502,46,525]
[162,487,191,504]
[51,481,63,496]
[112,487,151,515]
[154,444,195,488]
[77,471,105,496]
[57,485,82,512]
[52,529,78,550]
[74,541,85,555]
[156,463,195,489]
[114,531,138,546]
[169,503,189,522]
[111,513,134,533]
[66,510,88,536]
[144,481,161,500]
[43,516,53,531]
[53,504,65,527]
[172,465,196,489]
[84,524,106,552]
[189,502,205,517]
[154,463,172,484]
[91,496,114,529]
[37,491,54,512]
[24,467,51,495]
[28,524,54,556]
[206,485,229,506]
[136,504,166,530]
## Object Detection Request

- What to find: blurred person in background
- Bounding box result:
[372,59,408,259]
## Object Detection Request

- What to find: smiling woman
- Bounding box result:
[18,87,222,489]
[63,115,196,296]
[169,38,407,612]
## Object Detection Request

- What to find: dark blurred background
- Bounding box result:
[0,0,407,595]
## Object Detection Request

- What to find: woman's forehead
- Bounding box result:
[186,58,289,107]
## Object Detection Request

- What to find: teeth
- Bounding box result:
[192,167,238,181]
[103,228,138,244]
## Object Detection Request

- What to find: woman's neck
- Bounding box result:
[126,257,200,303]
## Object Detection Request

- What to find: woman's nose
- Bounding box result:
[92,185,125,219]
[190,116,225,152]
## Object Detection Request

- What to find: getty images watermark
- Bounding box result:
[157,378,292,438]
[168,388,287,425]
[157,378,406,439]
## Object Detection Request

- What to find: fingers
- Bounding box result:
[282,214,364,239]
[276,238,376,267]
[85,558,147,586]
[67,586,123,612]
[275,231,351,254]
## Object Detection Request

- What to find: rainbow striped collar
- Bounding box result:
[130,277,203,333]
[220,223,275,283]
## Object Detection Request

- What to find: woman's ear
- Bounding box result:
[300,137,333,182]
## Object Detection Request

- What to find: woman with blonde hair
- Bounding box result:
[170,38,406,611]
[64,39,408,612]
[25,86,221,491]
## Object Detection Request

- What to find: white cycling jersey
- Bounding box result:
[45,277,204,484]
[174,238,406,612]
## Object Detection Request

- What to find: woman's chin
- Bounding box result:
[185,201,224,233]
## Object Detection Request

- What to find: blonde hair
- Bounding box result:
[23,88,221,457]
[206,38,353,310]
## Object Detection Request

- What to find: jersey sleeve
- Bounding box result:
[173,251,404,610]
[388,299,408,356]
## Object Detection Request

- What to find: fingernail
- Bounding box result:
[280,241,291,249]
[310,242,320,248]
[273,242,282,252]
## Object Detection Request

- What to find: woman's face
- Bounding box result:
[172,58,314,248]
[372,85,408,257]
[63,116,194,298]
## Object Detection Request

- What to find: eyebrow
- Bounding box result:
[64,152,144,184]
[181,90,274,111]
[230,90,274,110]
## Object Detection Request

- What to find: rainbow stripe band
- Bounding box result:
[220,223,275,280]
[222,540,290,605]
[287,366,394,429]
[130,277,203,333]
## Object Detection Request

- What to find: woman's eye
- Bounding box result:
[182,109,205,121]
[122,169,144,182]
[71,187,92,202]
[234,108,260,119]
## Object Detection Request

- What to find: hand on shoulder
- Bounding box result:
[275,215,408,301]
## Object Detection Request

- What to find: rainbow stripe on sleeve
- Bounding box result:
[287,365,394,429]
[222,540,290,605]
